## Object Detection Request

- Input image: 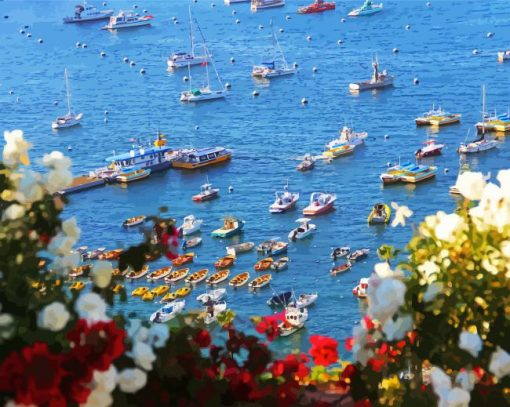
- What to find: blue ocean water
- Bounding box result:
[1,0,510,355]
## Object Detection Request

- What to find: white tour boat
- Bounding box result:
[63,2,114,23]
[150,300,186,323]
[179,215,203,236]
[102,10,153,30]
[52,69,83,130]
[288,218,317,241]
[278,306,308,337]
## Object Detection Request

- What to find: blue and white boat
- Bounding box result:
[348,0,383,16]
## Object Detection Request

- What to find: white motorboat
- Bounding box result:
[167,7,209,69]
[196,288,226,304]
[327,126,367,149]
[288,218,316,241]
[415,139,445,159]
[251,0,285,11]
[102,10,153,30]
[252,22,296,79]
[290,293,318,309]
[347,248,370,262]
[458,137,497,154]
[225,0,250,4]
[269,183,299,213]
[150,300,185,323]
[498,50,510,63]
[278,307,308,337]
[180,18,226,103]
[226,242,255,256]
[349,57,393,91]
[52,69,83,130]
[302,192,337,216]
[203,301,227,325]
[63,2,113,23]
[179,215,203,236]
[331,246,350,260]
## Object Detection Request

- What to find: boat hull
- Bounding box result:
[173,154,231,170]
[251,1,285,11]
[167,55,208,69]
[116,170,151,183]
[349,78,393,91]
[303,202,334,216]
[63,12,113,23]
[192,191,219,202]
[103,21,152,30]
[297,4,335,13]
[212,226,243,238]
[180,90,226,102]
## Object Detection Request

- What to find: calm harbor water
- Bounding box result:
[1,0,510,356]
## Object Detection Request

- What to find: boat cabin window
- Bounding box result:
[207,153,215,160]
[199,156,208,162]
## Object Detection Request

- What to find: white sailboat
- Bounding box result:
[167,6,209,69]
[252,21,295,79]
[52,69,83,130]
[180,18,226,103]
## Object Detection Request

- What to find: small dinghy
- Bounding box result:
[347,248,370,262]
[271,257,289,271]
[267,291,292,307]
[214,255,235,269]
[229,272,250,287]
[69,265,90,278]
[203,301,227,325]
[290,293,318,309]
[82,247,106,261]
[150,285,170,297]
[254,257,273,271]
[99,248,123,261]
[161,291,177,303]
[206,269,230,285]
[150,300,185,323]
[184,237,202,249]
[172,253,194,267]
[296,154,315,171]
[257,240,288,255]
[126,265,150,280]
[226,242,254,256]
[288,218,317,241]
[415,139,445,159]
[147,266,173,281]
[330,262,352,276]
[116,167,151,184]
[367,203,391,225]
[123,215,146,227]
[212,217,245,238]
[330,246,350,260]
[278,307,308,337]
[197,288,226,304]
[175,286,191,297]
[185,269,209,285]
[248,274,272,289]
[164,268,189,283]
[142,291,155,302]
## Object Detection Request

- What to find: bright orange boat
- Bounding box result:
[172,252,194,267]
[206,269,230,285]
[99,249,123,261]
[185,269,209,285]
[147,266,173,280]
[229,272,250,288]
[215,255,235,269]
[298,0,336,14]
[254,257,273,271]
[164,268,190,283]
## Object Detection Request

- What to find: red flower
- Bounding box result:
[271,354,310,381]
[194,329,211,348]
[0,342,65,406]
[309,335,339,367]
[345,337,354,352]
[255,317,279,342]
[367,357,385,372]
[354,398,372,407]
[362,316,375,331]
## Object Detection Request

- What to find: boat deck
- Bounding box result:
[59,175,106,195]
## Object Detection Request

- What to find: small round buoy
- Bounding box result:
[19,29,25,34]
[279,28,284,33]
[130,61,136,66]
[104,110,109,115]
[193,0,197,3]
[487,32,494,38]
[143,9,148,13]
[337,39,344,45]
[53,100,58,106]
[312,67,318,73]
[252,90,260,97]
[426,1,431,6]
[27,33,32,38]
[285,15,291,20]
[232,10,237,15]
[384,134,390,140]
[37,38,43,43]
[413,77,420,85]
[183,75,189,82]
[405,24,411,30]
[225,82,231,89]
[171,16,177,21]
[444,168,449,174]
[100,51,106,57]
[67,145,72,151]
[228,186,234,193]
[194,125,200,130]
[230,57,235,63]
[104,118,108,123]
[4,15,9,19]
[140,68,146,74]
[387,161,392,166]
[306,35,312,41]
[472,49,479,55]
[393,47,399,53]
[133,4,138,9]
[16,97,20,103]
[76,41,81,48]
[211,2,216,7]
[293,62,298,68]
[24,25,29,29]
[82,43,87,48]
[301,97,308,105]
[123,57,129,63]
[103,2,107,6]
[174,20,179,25]
[8,90,14,95]
[258,24,263,30]
[235,19,240,24]
[340,18,346,23]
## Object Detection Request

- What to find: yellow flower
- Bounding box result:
[380,375,401,390]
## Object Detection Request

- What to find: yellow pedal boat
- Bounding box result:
[151,285,170,296]
[70,281,86,291]
[142,292,156,302]
[132,286,149,297]
[175,286,191,297]
[161,292,178,303]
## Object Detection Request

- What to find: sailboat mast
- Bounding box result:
[188,5,195,57]
[270,20,288,68]
[195,19,224,89]
[64,68,72,115]
[482,84,486,137]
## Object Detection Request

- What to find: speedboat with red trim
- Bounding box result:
[269,183,299,213]
[303,192,336,215]
[192,179,219,202]
[298,0,335,14]
[415,139,445,159]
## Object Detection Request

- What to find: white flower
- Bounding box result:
[382,314,413,341]
[45,168,73,194]
[75,292,109,323]
[431,366,451,394]
[42,151,71,170]
[489,346,510,379]
[13,169,44,204]
[455,171,486,201]
[374,262,393,279]
[500,241,510,258]
[2,204,26,220]
[455,370,475,392]
[148,324,169,349]
[117,368,147,393]
[131,341,156,371]
[3,129,31,166]
[367,277,406,323]
[423,282,444,302]
[83,365,118,406]
[48,233,75,256]
[391,202,413,227]
[445,388,470,407]
[50,252,81,275]
[435,212,466,243]
[82,388,112,407]
[497,169,510,198]
[62,217,81,240]
[92,261,113,288]
[458,331,482,357]
[351,323,372,366]
[418,260,440,283]
[0,313,14,340]
[38,302,70,332]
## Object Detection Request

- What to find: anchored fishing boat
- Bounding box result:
[102,10,153,30]
[63,2,113,23]
[251,0,285,11]
[297,0,335,14]
[348,0,383,16]
[168,7,208,69]
[212,217,245,238]
[172,253,194,267]
[252,22,295,79]
[226,242,255,256]
[52,69,83,130]
[115,166,151,183]
[214,255,235,269]
[303,192,336,215]
[330,262,352,276]
[415,139,445,159]
[288,218,316,241]
[349,57,393,91]
[171,147,232,169]
[150,300,185,323]
[278,307,308,337]
[185,269,209,285]
[179,215,203,235]
[254,257,273,271]
[367,203,391,225]
[126,265,150,280]
[206,269,230,285]
[147,266,173,281]
[192,179,220,202]
[296,154,315,171]
[164,268,189,284]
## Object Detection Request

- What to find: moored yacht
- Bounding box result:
[52,69,83,130]
[251,0,285,11]
[102,10,153,30]
[63,2,114,23]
